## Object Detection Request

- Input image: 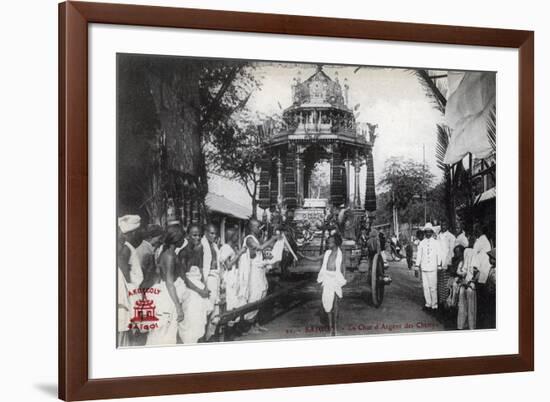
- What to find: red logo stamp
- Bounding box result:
[128,295,159,331]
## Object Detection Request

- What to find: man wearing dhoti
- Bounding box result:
[301,233,346,336]
[117,261,132,347]
[126,224,165,346]
[179,265,208,343]
[219,229,247,331]
[202,224,222,339]
[118,215,144,288]
[142,225,185,346]
[239,218,277,334]
[117,214,143,347]
[472,223,492,328]
[318,234,346,335]
[179,224,209,343]
[485,248,497,329]
[415,222,443,311]
[456,247,480,330]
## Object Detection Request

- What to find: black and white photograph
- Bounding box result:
[116,54,497,347]
[2,0,545,400]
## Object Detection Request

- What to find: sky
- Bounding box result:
[210,62,447,210]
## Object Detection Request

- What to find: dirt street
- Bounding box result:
[234,259,453,342]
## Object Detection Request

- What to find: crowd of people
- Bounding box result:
[412,221,496,330]
[117,214,291,347]
[117,210,496,346]
[359,219,497,330]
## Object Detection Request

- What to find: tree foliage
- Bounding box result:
[205,113,278,217]
[199,62,269,217]
[376,182,449,227]
[378,157,435,212]
[200,62,261,144]
[435,124,455,228]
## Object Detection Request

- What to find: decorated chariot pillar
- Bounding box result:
[276,153,284,205]
[344,156,352,207]
[295,149,304,207]
[354,150,362,208]
[364,148,377,212]
[329,144,346,207]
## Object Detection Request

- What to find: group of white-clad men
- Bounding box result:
[117,214,291,347]
[414,220,496,329]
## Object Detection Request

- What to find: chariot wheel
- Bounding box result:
[371,253,385,307]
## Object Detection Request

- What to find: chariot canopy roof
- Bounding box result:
[266,64,371,149]
[286,64,351,112]
[257,65,377,213]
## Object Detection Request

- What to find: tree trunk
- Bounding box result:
[147,59,205,223]
[147,60,201,177]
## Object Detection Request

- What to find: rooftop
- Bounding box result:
[205,193,251,220]
[288,64,351,113]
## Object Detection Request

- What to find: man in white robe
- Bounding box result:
[144,280,179,346]
[178,224,208,343]
[118,215,144,288]
[300,233,346,336]
[317,247,346,314]
[202,224,223,339]
[201,224,220,314]
[180,266,208,343]
[472,223,493,328]
[117,214,144,346]
[117,265,132,347]
[456,248,479,329]
[219,229,247,329]
[454,221,470,249]
[438,221,456,270]
[472,224,492,284]
[240,218,277,333]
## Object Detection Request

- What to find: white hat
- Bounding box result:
[423,222,434,231]
[118,215,141,233]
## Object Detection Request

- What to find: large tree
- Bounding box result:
[117,55,260,224]
[376,157,435,231]
[201,62,266,217]
[378,156,434,212]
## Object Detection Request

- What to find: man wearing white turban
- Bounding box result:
[118,215,144,287]
[117,214,143,347]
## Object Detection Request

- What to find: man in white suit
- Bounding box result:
[415,222,443,311]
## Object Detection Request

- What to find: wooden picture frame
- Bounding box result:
[59,1,534,400]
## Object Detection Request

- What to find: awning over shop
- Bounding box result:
[205,193,251,221]
[474,187,496,205]
[443,72,495,165]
